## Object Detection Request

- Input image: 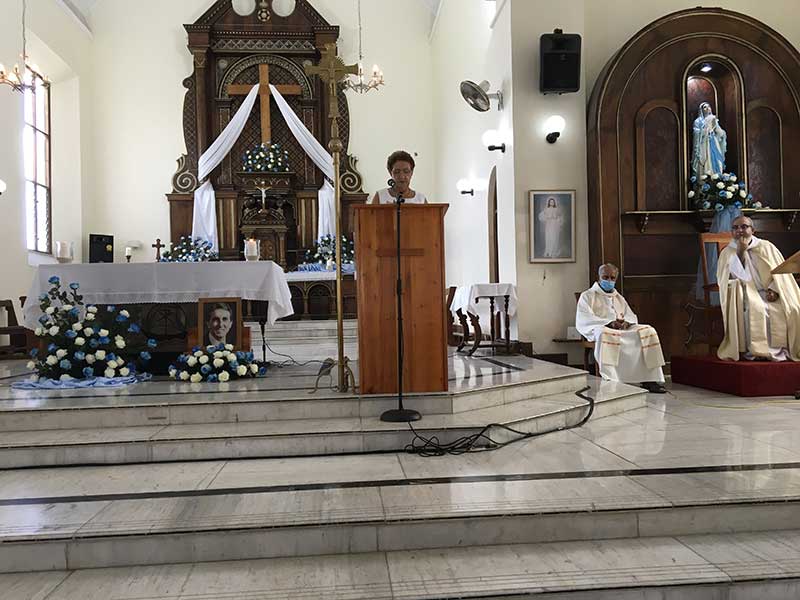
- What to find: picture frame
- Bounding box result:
[529,190,576,263]
[198,297,243,350]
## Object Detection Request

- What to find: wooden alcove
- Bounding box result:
[587,8,800,359]
[165,0,368,265]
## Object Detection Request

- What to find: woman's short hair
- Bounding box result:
[387,150,415,172]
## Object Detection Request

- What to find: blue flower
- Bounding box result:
[201,364,212,375]
[82,366,94,378]
[715,203,725,212]
[65,330,78,339]
[207,373,218,383]
[747,193,753,199]
[30,348,39,358]
[107,353,118,362]
[128,323,141,334]
[38,293,48,301]
[47,343,57,353]
[89,339,100,349]
[106,305,116,312]
[99,336,110,345]
[116,314,128,323]
[69,307,80,317]
[734,201,742,208]
[739,182,746,189]
[192,346,201,353]
[59,359,72,370]
[48,276,60,285]
[730,172,736,178]
[147,338,158,349]
[38,315,49,325]
[690,176,697,183]
[258,366,267,376]
[140,351,151,361]
[69,282,80,290]
[229,360,238,369]
[74,351,86,361]
[236,351,246,361]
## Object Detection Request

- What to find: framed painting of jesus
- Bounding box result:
[529,190,576,263]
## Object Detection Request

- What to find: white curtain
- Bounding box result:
[269,84,335,239]
[192,84,261,251]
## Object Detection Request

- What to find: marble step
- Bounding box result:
[0,367,590,432]
[1,466,798,572]
[0,383,644,468]
[4,531,800,598]
[252,319,358,341]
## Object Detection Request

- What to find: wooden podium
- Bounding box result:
[354,204,449,394]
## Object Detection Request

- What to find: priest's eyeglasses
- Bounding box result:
[732,224,753,230]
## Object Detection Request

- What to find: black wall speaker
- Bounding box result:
[540,29,581,94]
[89,234,114,263]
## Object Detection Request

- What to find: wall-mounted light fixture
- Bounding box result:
[700,63,713,73]
[544,115,566,143]
[482,129,506,153]
[456,179,474,196]
[0,179,6,195]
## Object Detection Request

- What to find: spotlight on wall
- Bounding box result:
[544,115,566,143]
[0,179,6,195]
[700,63,713,73]
[456,179,474,196]
[481,129,506,153]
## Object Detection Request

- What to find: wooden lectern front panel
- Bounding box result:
[355,204,448,394]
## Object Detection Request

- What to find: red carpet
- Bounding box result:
[671,355,800,397]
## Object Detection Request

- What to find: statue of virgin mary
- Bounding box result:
[691,102,727,177]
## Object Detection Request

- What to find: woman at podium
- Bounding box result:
[369,150,428,204]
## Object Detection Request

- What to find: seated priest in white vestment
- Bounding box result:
[369,150,428,205]
[717,215,800,361]
[576,263,667,393]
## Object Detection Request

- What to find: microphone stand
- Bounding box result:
[380,184,421,423]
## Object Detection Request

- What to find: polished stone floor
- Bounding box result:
[4,356,800,598]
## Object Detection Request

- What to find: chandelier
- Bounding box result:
[344,0,384,94]
[0,0,47,93]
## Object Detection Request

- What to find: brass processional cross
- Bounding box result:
[304,44,359,392]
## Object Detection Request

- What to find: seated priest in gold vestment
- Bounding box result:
[717,215,800,361]
[576,263,667,393]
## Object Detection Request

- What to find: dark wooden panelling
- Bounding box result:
[623,234,699,276]
[643,108,681,211]
[747,104,782,206]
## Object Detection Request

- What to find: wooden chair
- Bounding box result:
[445,286,462,347]
[0,299,36,359]
[698,232,732,352]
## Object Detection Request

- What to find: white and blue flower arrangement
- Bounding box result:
[21,277,157,387]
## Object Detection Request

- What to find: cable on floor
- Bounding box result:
[404,386,595,457]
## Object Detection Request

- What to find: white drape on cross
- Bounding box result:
[191,83,336,252]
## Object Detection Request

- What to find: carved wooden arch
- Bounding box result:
[587,7,800,276]
[219,54,314,100]
[634,100,681,212]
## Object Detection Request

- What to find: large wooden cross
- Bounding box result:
[227,64,302,144]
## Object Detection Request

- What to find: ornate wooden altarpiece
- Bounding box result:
[166,0,368,272]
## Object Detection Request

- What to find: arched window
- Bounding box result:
[23,69,51,253]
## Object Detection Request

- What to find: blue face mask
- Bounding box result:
[599,279,616,293]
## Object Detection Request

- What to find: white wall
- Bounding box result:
[508,0,587,358]
[86,0,436,262]
[0,1,89,310]
[431,0,509,287]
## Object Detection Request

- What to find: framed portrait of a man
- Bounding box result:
[198,297,242,349]
[529,190,576,263]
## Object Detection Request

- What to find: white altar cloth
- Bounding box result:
[23,262,294,328]
[451,283,518,326]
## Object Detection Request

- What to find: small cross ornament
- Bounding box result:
[152,238,165,261]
